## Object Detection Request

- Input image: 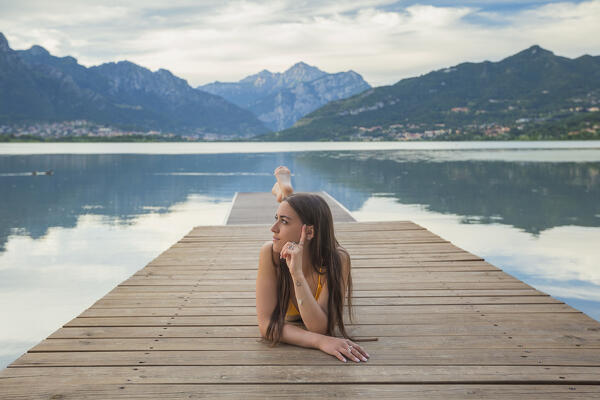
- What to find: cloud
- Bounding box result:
[0,1,599,86]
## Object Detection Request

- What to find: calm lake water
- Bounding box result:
[1,141,599,369]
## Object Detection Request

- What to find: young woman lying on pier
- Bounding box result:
[255,166,370,363]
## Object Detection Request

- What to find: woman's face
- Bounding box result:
[270,201,303,253]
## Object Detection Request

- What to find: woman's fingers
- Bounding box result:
[280,244,287,260]
[299,224,307,246]
[324,340,368,363]
[341,341,369,362]
[280,242,292,259]
[341,346,361,362]
[280,241,302,259]
[350,343,370,359]
[351,347,368,362]
[334,351,347,363]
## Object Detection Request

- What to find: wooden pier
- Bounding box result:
[1,192,600,398]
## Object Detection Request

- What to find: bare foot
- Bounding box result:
[272,166,294,202]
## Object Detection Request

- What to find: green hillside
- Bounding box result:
[260,45,600,141]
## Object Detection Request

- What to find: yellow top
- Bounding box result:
[286,268,324,318]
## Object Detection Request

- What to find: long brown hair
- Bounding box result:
[264,193,355,345]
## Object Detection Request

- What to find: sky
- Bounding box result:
[1,0,599,87]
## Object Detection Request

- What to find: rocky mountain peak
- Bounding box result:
[283,61,325,83]
[198,62,371,131]
[509,45,555,61]
[527,44,551,54]
[238,68,274,86]
[114,60,143,70]
[61,55,78,64]
[156,68,174,77]
[285,61,316,71]
[27,45,50,57]
[92,61,193,97]
[0,32,10,52]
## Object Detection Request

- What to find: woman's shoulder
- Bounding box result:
[259,241,277,270]
[336,246,351,277]
[260,241,274,259]
[336,246,350,262]
[260,241,273,253]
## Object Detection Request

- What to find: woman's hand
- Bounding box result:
[317,335,370,363]
[280,224,307,279]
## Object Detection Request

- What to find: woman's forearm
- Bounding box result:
[291,274,328,334]
[280,322,324,349]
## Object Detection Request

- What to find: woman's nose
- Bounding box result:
[270,222,278,232]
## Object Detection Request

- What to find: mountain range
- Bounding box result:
[0,32,372,137]
[0,32,269,136]
[263,45,600,140]
[198,62,370,131]
[2,32,598,141]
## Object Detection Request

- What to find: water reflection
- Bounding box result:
[3,151,598,253]
[296,151,600,234]
[0,153,374,252]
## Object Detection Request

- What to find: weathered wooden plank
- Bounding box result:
[148,254,484,266]
[134,263,501,274]
[122,274,518,285]
[189,220,425,232]
[47,321,600,340]
[108,282,537,292]
[2,365,600,384]
[92,296,561,309]
[121,271,519,286]
[180,232,440,240]
[11,347,600,367]
[79,303,576,318]
[168,246,470,256]
[29,333,600,352]
[102,288,546,298]
[176,239,451,247]
[65,307,586,327]
[133,267,502,278]
[146,259,492,268]
[149,252,478,264]
[138,260,501,270]
[1,384,599,400]
[197,219,422,230]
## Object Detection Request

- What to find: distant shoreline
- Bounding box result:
[2,140,600,158]
[1,134,599,143]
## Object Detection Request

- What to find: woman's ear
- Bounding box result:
[307,225,315,240]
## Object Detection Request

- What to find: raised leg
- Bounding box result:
[272,166,294,203]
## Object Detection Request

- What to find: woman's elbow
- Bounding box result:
[258,320,268,339]
[306,311,329,335]
[314,327,328,336]
[306,323,328,335]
